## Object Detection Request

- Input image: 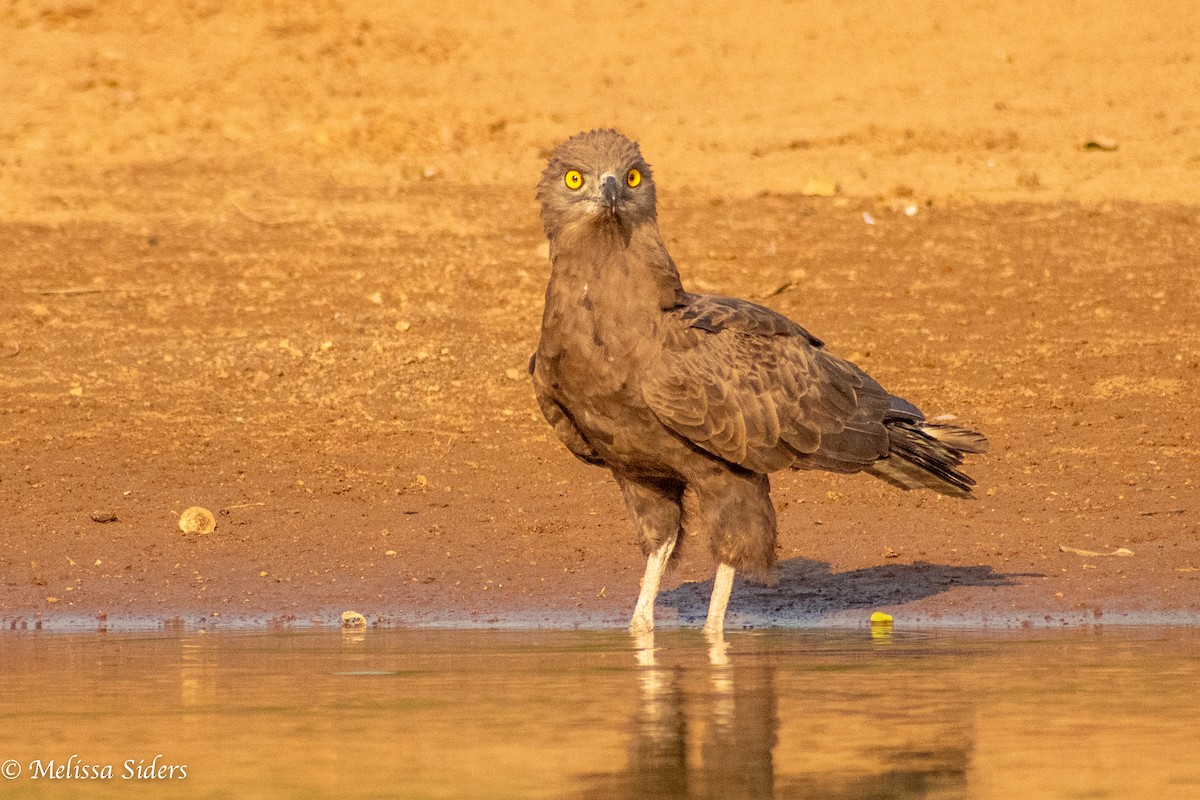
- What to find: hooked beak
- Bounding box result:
[599,172,621,211]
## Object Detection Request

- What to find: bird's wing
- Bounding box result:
[643,295,911,474]
[529,354,605,466]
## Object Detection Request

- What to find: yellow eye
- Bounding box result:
[564,170,583,190]
[626,168,642,188]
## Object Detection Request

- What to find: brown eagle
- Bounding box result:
[530,129,987,634]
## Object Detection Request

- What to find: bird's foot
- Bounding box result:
[629,613,654,635]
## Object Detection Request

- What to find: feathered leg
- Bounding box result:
[618,475,685,634]
[692,468,775,634]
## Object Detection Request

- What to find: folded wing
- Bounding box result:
[643,295,902,475]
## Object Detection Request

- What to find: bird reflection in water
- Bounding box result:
[626,632,689,796]
[698,633,777,800]
[580,631,776,799]
[576,633,971,800]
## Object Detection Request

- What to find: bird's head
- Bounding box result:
[536,129,657,240]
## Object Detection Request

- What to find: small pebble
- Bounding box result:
[179,506,217,534]
[801,177,839,197]
[1084,136,1119,151]
[341,610,367,628]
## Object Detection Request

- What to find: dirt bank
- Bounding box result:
[1,1,1197,631]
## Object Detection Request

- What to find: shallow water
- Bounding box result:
[1,627,1198,799]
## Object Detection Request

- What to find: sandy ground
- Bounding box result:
[1,1,1197,631]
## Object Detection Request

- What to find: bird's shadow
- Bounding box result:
[658,557,1029,626]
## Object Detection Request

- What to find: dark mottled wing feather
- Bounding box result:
[643,295,902,474]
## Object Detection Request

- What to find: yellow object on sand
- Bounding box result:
[178,506,216,534]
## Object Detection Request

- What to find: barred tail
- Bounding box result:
[866,422,989,499]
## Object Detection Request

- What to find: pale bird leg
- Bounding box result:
[702,562,736,635]
[629,535,678,633]
[705,627,730,667]
[632,631,657,667]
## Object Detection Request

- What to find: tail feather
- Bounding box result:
[923,423,989,455]
[866,421,988,499]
